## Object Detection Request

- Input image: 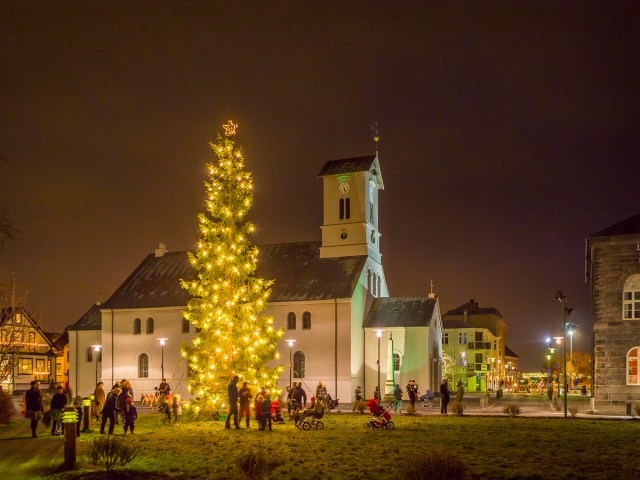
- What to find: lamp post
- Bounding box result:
[376,329,383,405]
[92,345,102,385]
[157,338,168,381]
[286,339,296,389]
[555,291,573,419]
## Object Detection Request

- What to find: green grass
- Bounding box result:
[43,411,640,479]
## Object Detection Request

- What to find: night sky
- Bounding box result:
[1,2,638,370]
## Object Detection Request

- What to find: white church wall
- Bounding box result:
[100,307,195,399]
[68,329,102,398]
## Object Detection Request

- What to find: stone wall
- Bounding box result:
[590,235,640,410]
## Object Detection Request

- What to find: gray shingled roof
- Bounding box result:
[364,297,438,328]
[443,318,474,329]
[67,303,104,331]
[443,299,503,318]
[100,242,367,311]
[317,155,376,177]
[590,212,640,238]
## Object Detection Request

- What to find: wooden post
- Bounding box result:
[63,406,77,469]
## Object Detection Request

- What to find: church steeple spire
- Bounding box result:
[370,121,380,154]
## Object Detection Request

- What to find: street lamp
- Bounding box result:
[157,338,168,381]
[555,290,573,418]
[92,345,102,385]
[286,339,296,389]
[376,329,384,405]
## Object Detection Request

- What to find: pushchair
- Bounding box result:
[366,399,395,429]
[420,390,434,408]
[293,397,325,430]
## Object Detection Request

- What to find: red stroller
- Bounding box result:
[366,399,395,429]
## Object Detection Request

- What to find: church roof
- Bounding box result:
[364,297,438,328]
[442,318,474,329]
[317,155,377,177]
[589,212,640,238]
[67,303,104,331]
[99,242,367,311]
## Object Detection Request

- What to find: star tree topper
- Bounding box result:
[223,120,238,136]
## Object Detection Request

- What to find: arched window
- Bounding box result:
[367,269,371,292]
[302,311,311,330]
[377,275,382,296]
[86,347,93,362]
[138,353,149,378]
[627,347,639,385]
[182,318,190,334]
[394,353,401,371]
[623,274,640,319]
[287,312,296,330]
[133,318,141,335]
[372,273,377,296]
[345,198,351,219]
[293,351,305,378]
[146,317,154,334]
[339,198,345,220]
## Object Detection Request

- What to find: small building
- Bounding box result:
[586,212,640,411]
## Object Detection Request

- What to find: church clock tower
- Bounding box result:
[317,153,384,263]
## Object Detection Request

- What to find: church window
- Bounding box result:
[182,318,190,334]
[372,273,377,296]
[367,269,371,292]
[146,317,155,334]
[345,198,351,219]
[442,332,449,345]
[293,351,305,378]
[627,347,639,385]
[86,347,93,362]
[393,353,401,371]
[623,274,640,319]
[459,332,467,345]
[377,275,381,295]
[303,311,311,330]
[138,353,149,378]
[287,312,296,330]
[339,199,345,220]
[133,318,141,335]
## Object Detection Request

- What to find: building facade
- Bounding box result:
[586,212,640,411]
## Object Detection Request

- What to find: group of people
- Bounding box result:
[226,375,285,431]
[93,379,138,435]
[24,380,83,438]
[439,378,464,414]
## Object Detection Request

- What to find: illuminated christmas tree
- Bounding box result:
[182,121,284,412]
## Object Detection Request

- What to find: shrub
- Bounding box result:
[503,404,521,417]
[84,436,138,471]
[400,450,466,480]
[450,401,465,416]
[0,389,16,424]
[236,447,285,479]
[568,405,579,418]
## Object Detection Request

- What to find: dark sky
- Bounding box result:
[1,2,638,370]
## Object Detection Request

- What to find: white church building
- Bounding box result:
[68,153,443,404]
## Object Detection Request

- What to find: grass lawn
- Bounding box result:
[43,411,639,480]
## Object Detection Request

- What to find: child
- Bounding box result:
[171,394,182,424]
[255,394,264,429]
[123,396,138,434]
[73,400,83,437]
[261,394,272,431]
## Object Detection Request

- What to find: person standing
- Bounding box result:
[93,382,106,421]
[123,397,138,434]
[261,394,272,431]
[315,381,327,408]
[352,385,363,413]
[455,380,464,403]
[158,378,171,396]
[406,380,418,409]
[440,379,450,415]
[225,375,240,429]
[238,381,251,428]
[393,384,403,413]
[171,394,182,424]
[25,380,44,438]
[100,386,121,435]
[50,385,68,435]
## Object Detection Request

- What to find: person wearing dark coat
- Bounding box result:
[123,396,138,434]
[100,387,121,434]
[260,395,272,431]
[25,380,44,438]
[440,379,450,415]
[225,375,240,429]
[291,382,306,408]
[50,385,68,435]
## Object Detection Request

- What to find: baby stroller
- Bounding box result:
[294,397,325,430]
[420,390,434,408]
[366,399,395,429]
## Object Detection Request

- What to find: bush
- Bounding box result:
[503,404,521,418]
[236,446,285,479]
[400,450,466,480]
[0,389,16,424]
[450,401,465,416]
[568,405,579,418]
[84,436,138,472]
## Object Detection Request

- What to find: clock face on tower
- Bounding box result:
[338,181,351,195]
